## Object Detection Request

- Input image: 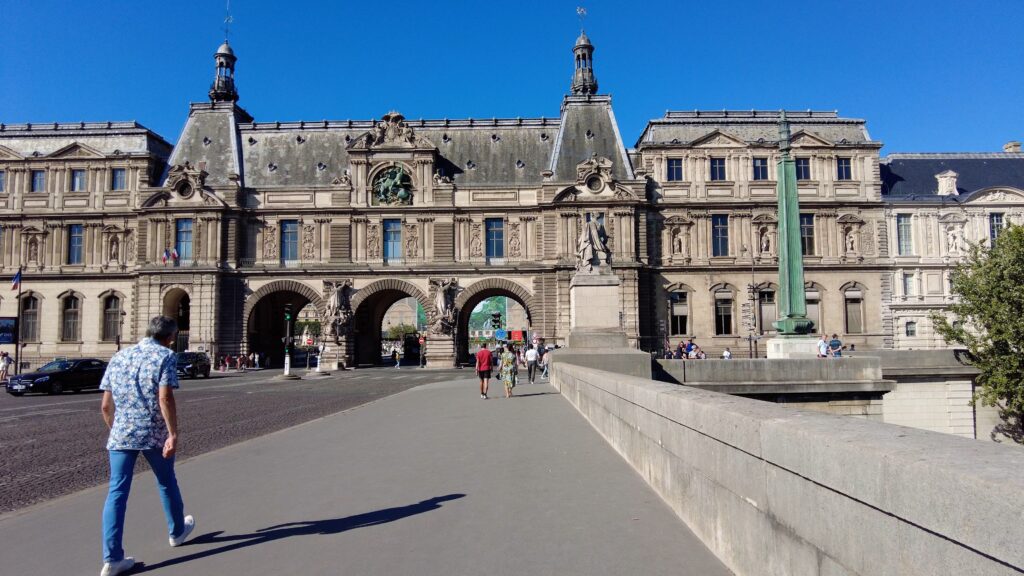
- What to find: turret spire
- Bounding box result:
[571,30,598,95]
[209,40,239,102]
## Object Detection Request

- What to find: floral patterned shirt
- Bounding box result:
[100,338,179,451]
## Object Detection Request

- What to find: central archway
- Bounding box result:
[349,279,431,366]
[162,287,191,352]
[243,280,324,368]
[454,278,535,365]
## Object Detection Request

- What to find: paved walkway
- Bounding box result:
[0,378,731,575]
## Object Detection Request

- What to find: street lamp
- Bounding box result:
[741,245,760,358]
[116,310,127,351]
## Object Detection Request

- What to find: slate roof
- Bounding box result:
[880,153,1024,201]
[0,121,172,158]
[636,110,875,148]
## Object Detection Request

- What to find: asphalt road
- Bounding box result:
[0,365,467,514]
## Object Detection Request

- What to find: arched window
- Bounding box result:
[102,296,121,342]
[844,285,864,335]
[20,296,39,342]
[667,289,690,336]
[61,295,81,342]
[713,286,735,336]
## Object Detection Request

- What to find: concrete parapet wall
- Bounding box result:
[657,357,881,384]
[553,362,1024,576]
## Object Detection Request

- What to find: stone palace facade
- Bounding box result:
[1,33,1022,367]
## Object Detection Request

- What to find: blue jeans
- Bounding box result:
[102,449,186,563]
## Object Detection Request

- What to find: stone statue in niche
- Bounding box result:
[576,212,611,273]
[760,229,771,253]
[671,228,686,256]
[946,228,961,254]
[28,238,38,263]
[405,224,419,258]
[110,237,119,261]
[324,279,354,342]
[846,229,857,253]
[367,224,380,260]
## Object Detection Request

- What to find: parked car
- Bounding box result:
[5,358,107,396]
[177,352,211,379]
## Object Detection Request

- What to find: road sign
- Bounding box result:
[305,338,314,346]
[494,329,507,340]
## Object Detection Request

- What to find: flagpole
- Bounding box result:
[14,265,22,376]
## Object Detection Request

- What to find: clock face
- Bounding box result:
[586,175,603,193]
[373,165,413,205]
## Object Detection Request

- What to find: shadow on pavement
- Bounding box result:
[137,494,465,572]
[512,392,558,398]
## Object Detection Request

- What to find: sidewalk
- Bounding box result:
[0,378,731,575]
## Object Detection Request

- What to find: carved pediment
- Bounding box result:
[837,213,865,225]
[966,187,1024,204]
[0,144,24,160]
[47,142,105,159]
[938,212,968,225]
[689,130,746,148]
[20,225,46,236]
[347,111,435,150]
[165,162,208,198]
[789,130,834,148]
[751,213,777,224]
[664,215,694,226]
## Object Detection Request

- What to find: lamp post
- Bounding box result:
[741,245,761,359]
[116,310,126,351]
[283,303,293,377]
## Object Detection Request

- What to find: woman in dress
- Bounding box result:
[500,344,517,398]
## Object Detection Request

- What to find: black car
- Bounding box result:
[177,352,211,379]
[6,358,107,396]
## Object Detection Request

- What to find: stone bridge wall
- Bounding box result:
[551,362,1024,576]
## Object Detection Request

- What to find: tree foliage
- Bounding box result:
[931,225,1024,436]
[385,323,418,340]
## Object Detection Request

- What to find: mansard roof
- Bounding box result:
[636,110,876,148]
[0,121,172,158]
[881,153,1024,201]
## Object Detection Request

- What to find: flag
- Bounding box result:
[162,249,170,264]
[10,269,21,291]
[171,248,179,260]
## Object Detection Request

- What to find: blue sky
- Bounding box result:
[2,0,1021,153]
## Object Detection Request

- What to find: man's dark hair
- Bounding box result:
[146,316,178,341]
[481,343,487,348]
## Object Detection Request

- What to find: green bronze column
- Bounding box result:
[772,111,814,335]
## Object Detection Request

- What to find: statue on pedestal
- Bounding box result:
[576,212,611,273]
[429,277,458,335]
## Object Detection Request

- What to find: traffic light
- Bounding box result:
[490,311,502,329]
[284,303,293,322]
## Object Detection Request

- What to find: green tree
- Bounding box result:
[931,225,1024,440]
[385,323,418,340]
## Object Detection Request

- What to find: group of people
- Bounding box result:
[218,352,263,371]
[474,342,550,399]
[664,338,731,360]
[817,334,849,358]
[0,350,13,382]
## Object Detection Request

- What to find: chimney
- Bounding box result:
[1004,141,1021,153]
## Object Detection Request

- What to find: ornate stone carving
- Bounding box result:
[372,165,413,206]
[935,170,959,196]
[367,223,381,260]
[859,225,874,256]
[263,223,278,260]
[302,223,316,260]
[323,279,354,342]
[469,223,483,258]
[404,223,419,258]
[508,222,522,258]
[165,162,207,198]
[429,277,458,335]
[433,170,452,184]
[576,212,611,273]
[125,232,136,263]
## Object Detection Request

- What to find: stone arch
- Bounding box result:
[348,278,430,366]
[454,277,535,317]
[242,279,326,333]
[350,278,430,314]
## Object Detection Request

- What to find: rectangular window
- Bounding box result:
[752,157,769,181]
[795,158,811,180]
[175,219,193,264]
[990,213,1004,244]
[805,293,820,333]
[669,292,688,336]
[905,321,917,337]
[845,291,864,334]
[31,170,46,192]
[61,297,81,342]
[902,272,915,296]
[758,291,777,335]
[715,296,734,335]
[711,214,729,256]
[70,169,86,192]
[709,157,727,181]
[20,297,39,342]
[111,168,127,191]
[799,213,815,255]
[836,157,852,181]
[67,224,84,265]
[382,219,402,262]
[666,158,683,182]
[280,220,299,262]
[485,218,504,260]
[102,297,121,342]
[0,170,7,192]
[897,214,913,255]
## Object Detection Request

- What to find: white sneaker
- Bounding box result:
[169,515,195,547]
[100,557,136,576]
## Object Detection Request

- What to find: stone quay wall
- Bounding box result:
[551,362,1024,576]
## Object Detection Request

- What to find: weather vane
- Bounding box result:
[576,6,587,28]
[224,0,234,41]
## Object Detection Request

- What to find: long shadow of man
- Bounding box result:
[140,494,465,572]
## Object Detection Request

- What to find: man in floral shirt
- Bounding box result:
[98,316,195,576]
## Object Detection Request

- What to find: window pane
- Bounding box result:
[175,219,193,262]
[752,157,768,181]
[905,321,917,337]
[382,219,401,262]
[806,298,820,333]
[485,218,504,259]
[836,158,852,180]
[67,224,84,264]
[845,297,863,334]
[281,220,299,261]
[102,296,121,341]
[989,213,1004,244]
[31,170,46,192]
[669,292,688,335]
[61,297,80,342]
[796,158,811,180]
[715,297,733,335]
[800,214,815,255]
[21,297,39,342]
[710,158,726,181]
[666,158,683,182]
[711,214,729,256]
[0,170,5,192]
[902,273,914,296]
[111,168,126,190]
[897,214,913,255]
[71,169,86,192]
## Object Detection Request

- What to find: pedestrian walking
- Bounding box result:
[524,345,539,383]
[419,336,427,368]
[392,348,401,369]
[0,351,12,382]
[541,347,551,379]
[500,345,516,398]
[98,316,195,576]
[254,351,261,369]
[721,348,732,360]
[476,343,492,398]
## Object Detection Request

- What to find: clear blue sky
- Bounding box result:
[2,0,1022,154]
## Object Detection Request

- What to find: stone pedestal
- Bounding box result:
[766,335,820,359]
[424,336,455,369]
[569,271,629,349]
